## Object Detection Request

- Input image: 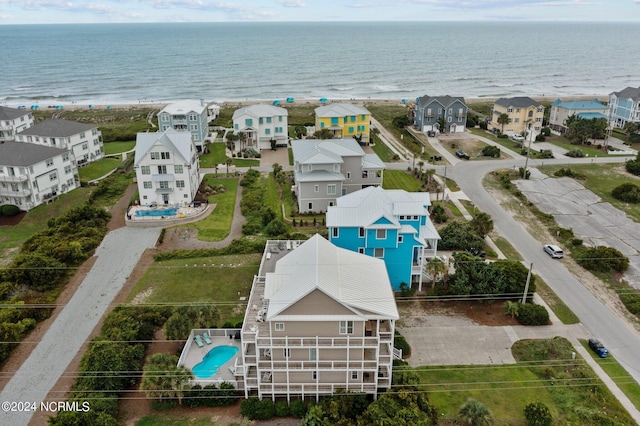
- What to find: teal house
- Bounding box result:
[608,87,640,129]
[326,187,440,291]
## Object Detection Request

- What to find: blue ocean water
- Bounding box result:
[2,22,639,106]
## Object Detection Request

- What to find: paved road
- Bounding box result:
[449,156,640,388]
[0,227,161,426]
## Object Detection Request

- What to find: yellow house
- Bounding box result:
[491,97,545,136]
[315,103,371,143]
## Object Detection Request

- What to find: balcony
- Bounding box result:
[0,187,31,197]
[0,175,28,183]
[155,187,174,193]
[256,336,380,348]
[257,360,379,370]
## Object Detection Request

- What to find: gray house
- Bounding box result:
[414,95,467,133]
[291,139,384,213]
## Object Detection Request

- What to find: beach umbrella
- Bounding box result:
[30,105,39,110]
[286,97,295,103]
[272,100,281,106]
[88,105,93,109]
[401,99,408,104]
[107,106,112,109]
[319,97,328,103]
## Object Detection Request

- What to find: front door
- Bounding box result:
[162,194,169,205]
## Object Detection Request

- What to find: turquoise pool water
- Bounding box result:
[135,207,178,217]
[193,345,239,379]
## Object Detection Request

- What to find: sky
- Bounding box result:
[1,0,639,25]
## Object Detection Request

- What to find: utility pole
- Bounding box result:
[442,165,447,202]
[522,262,533,303]
[523,121,534,177]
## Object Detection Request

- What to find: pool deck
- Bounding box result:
[125,203,213,228]
[178,328,243,388]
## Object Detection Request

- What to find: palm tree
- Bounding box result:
[458,398,494,426]
[497,113,511,134]
[142,353,193,405]
[623,121,639,142]
[426,257,446,289]
[225,158,233,177]
[470,212,494,238]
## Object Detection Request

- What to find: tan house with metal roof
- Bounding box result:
[239,234,400,402]
[490,96,544,136]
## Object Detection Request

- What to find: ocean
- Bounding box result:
[2,21,639,106]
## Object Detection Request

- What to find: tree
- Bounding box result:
[458,398,494,426]
[9,253,67,291]
[437,116,446,133]
[313,128,334,139]
[524,402,552,426]
[438,221,485,251]
[294,125,308,139]
[426,257,447,288]
[494,260,536,298]
[75,340,145,392]
[301,404,329,426]
[470,212,494,238]
[623,121,639,142]
[272,163,283,180]
[360,387,437,425]
[265,218,287,236]
[497,113,511,134]
[225,158,233,176]
[417,160,424,174]
[142,352,193,405]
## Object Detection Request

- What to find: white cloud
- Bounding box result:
[277,0,306,7]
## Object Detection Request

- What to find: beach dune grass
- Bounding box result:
[179,176,238,241]
[126,253,261,325]
[77,157,122,181]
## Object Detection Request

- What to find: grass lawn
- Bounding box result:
[370,132,396,162]
[0,187,93,259]
[492,236,523,261]
[545,136,615,157]
[78,157,122,181]
[579,339,640,411]
[135,416,221,426]
[199,142,259,168]
[419,337,635,425]
[126,253,261,325]
[287,147,294,165]
[179,177,238,241]
[264,173,295,220]
[103,140,135,155]
[541,163,640,223]
[382,170,422,191]
[533,275,580,324]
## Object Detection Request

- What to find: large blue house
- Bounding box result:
[326,186,440,291]
[608,87,640,129]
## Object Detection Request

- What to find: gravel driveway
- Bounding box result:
[0,226,161,426]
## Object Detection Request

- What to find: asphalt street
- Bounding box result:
[0,226,161,426]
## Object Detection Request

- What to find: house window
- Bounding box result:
[174,165,183,174]
[398,235,404,243]
[159,181,169,189]
[376,229,386,239]
[458,117,463,123]
[344,117,348,123]
[62,153,69,162]
[516,108,521,113]
[528,111,533,118]
[374,248,384,258]
[376,170,382,178]
[535,117,542,122]
[314,185,319,193]
[339,321,354,334]
[320,122,325,128]
[259,117,263,124]
[49,172,57,181]
[447,117,452,122]
[46,158,54,167]
[514,118,520,123]
[507,108,513,113]
[306,164,312,172]
[361,114,366,120]
[157,165,167,174]
[537,107,544,113]
[427,108,432,115]
[308,202,313,210]
[279,116,283,122]
[359,227,365,238]
[189,114,197,121]
[190,124,197,131]
[362,170,368,178]
[266,117,272,123]
[141,166,150,175]
[82,143,88,151]
[161,152,170,160]
[51,138,56,146]
[438,108,442,114]
[150,152,159,160]
[327,185,336,195]
[459,108,464,115]
[309,348,317,361]
[448,108,452,115]
[64,165,72,174]
[413,215,418,220]
[275,323,284,332]
[351,371,358,380]
[333,164,339,172]
[161,114,169,122]
[283,348,291,358]
[331,117,338,125]
[176,180,185,189]
[358,247,364,254]
[348,126,354,133]
[350,116,356,122]
[346,171,351,179]
[245,118,253,126]
[332,227,338,238]
[265,128,271,135]
[143,181,152,189]
[399,215,405,220]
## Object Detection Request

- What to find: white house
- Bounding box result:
[157,100,211,152]
[0,141,79,211]
[232,104,289,151]
[134,129,201,206]
[16,119,104,167]
[0,106,34,142]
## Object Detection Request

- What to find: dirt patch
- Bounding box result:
[399,299,520,328]
[0,210,26,226]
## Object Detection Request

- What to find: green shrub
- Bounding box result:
[1,204,20,216]
[626,158,640,176]
[539,149,554,159]
[497,133,508,138]
[438,221,484,251]
[517,304,549,325]
[240,397,275,420]
[612,182,640,203]
[394,330,411,357]
[481,145,501,158]
[535,134,546,142]
[524,402,552,426]
[290,399,308,418]
[618,290,640,317]
[566,148,584,158]
[554,167,585,179]
[275,400,290,417]
[576,246,629,273]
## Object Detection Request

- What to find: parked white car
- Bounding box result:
[511,134,525,142]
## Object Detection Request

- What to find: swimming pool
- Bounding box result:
[192,345,239,379]
[135,207,179,217]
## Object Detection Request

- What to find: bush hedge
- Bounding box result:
[517,303,550,325]
[575,246,629,273]
[0,204,20,216]
[612,182,640,203]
